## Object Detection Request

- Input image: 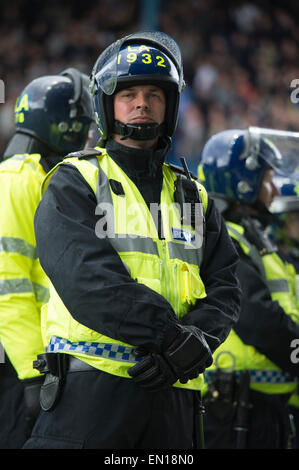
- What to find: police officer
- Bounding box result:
[24,31,241,450]
[0,69,94,449]
[198,128,299,449]
[270,179,299,448]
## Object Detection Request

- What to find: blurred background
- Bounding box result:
[0,0,299,173]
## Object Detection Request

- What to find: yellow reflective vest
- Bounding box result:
[0,154,49,380]
[41,147,209,390]
[204,221,299,395]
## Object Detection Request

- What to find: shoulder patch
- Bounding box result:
[65,148,102,160]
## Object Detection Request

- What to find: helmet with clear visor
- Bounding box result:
[199,127,299,205]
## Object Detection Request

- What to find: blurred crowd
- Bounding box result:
[1,0,299,172]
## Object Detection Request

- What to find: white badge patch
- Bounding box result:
[171,227,195,244]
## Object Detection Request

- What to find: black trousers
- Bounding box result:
[289,405,299,449]
[23,368,196,449]
[0,357,30,449]
[203,389,291,449]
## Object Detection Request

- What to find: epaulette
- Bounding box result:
[168,162,198,181]
[65,148,102,160]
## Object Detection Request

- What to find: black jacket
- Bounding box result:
[34,139,241,354]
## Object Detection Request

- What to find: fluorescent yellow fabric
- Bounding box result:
[0,154,49,380]
[42,148,209,390]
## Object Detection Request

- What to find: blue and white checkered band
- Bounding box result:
[46,336,141,363]
[204,369,295,385]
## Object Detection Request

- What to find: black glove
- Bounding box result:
[162,324,213,384]
[128,324,213,391]
[128,351,178,392]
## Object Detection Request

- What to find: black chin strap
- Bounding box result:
[113,120,165,141]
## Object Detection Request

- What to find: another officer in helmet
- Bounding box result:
[198,128,299,449]
[0,69,94,449]
[25,32,241,449]
[270,178,299,449]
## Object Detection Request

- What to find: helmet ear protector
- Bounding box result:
[90,31,184,146]
[60,68,84,119]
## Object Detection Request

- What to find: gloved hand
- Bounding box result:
[128,324,213,391]
[128,351,178,392]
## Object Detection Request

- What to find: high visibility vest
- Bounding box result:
[204,221,299,395]
[41,147,209,390]
[0,154,49,380]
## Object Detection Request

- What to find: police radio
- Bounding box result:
[173,157,203,229]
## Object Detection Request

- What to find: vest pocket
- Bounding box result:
[179,263,206,305]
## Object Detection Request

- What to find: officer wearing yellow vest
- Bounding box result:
[24,31,241,449]
[270,179,299,448]
[198,128,299,449]
[0,69,94,448]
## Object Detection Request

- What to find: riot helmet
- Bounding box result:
[199,127,299,206]
[90,31,185,146]
[10,68,94,156]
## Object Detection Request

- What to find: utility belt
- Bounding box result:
[204,368,293,411]
[33,353,96,412]
[204,366,295,449]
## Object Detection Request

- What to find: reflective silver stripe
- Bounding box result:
[168,241,203,266]
[267,279,290,293]
[87,157,101,169]
[227,224,266,279]
[96,165,113,206]
[227,224,291,294]
[0,237,37,260]
[46,336,140,363]
[204,369,295,385]
[0,278,33,295]
[5,155,38,170]
[0,278,49,302]
[8,155,27,162]
[110,235,159,256]
[32,282,49,303]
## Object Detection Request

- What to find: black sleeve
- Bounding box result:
[233,242,299,378]
[34,164,178,354]
[181,199,242,353]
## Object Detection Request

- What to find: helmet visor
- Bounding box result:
[244,127,299,179]
[92,31,184,96]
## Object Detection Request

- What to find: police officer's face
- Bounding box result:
[113,85,166,147]
[258,168,280,207]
